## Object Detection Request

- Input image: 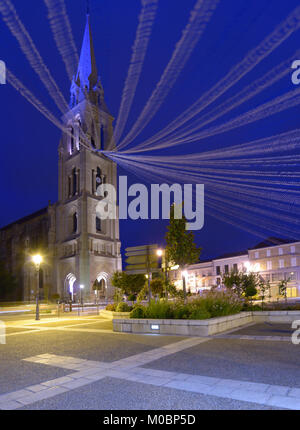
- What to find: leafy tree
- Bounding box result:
[242,272,258,303]
[165,204,201,303]
[0,261,18,302]
[266,280,272,301]
[111,271,146,297]
[258,278,266,310]
[222,270,258,303]
[150,278,164,298]
[222,270,244,297]
[278,279,289,303]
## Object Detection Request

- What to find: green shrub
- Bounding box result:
[106,303,117,311]
[51,294,60,302]
[172,303,190,319]
[145,300,173,319]
[116,302,132,312]
[130,305,146,319]
[197,290,243,317]
[188,308,211,320]
[130,290,243,320]
[242,303,261,311]
[127,294,136,302]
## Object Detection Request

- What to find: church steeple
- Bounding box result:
[70,12,104,108]
[75,14,98,90]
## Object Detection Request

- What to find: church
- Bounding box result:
[0,14,122,302]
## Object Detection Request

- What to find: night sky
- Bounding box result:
[1,0,300,262]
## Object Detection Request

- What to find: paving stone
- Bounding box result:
[16,387,69,405]
[229,389,271,405]
[27,384,50,393]
[0,400,22,410]
[267,395,300,410]
[42,376,75,387]
[184,375,220,386]
[0,389,33,403]
[165,380,213,394]
[288,388,300,398]
[60,378,92,390]
[266,385,290,396]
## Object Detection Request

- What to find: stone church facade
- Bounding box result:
[0,15,122,302]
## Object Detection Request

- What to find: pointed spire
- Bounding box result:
[75,13,98,90]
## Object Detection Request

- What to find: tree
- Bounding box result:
[278,279,289,303]
[111,271,146,298]
[242,272,258,304]
[222,270,244,297]
[222,270,258,303]
[165,204,201,303]
[258,278,266,310]
[0,261,18,302]
[150,278,164,299]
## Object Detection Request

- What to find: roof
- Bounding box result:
[0,207,48,231]
[213,250,248,261]
[249,237,298,250]
[75,14,98,90]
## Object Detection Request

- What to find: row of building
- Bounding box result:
[168,238,300,299]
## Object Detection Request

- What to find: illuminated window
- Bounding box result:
[291,257,297,267]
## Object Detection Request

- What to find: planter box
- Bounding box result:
[252,311,300,323]
[100,310,131,320]
[113,312,253,336]
[113,311,300,336]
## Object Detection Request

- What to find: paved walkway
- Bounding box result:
[0,316,298,410]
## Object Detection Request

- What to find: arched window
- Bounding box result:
[96,216,101,232]
[96,167,102,187]
[70,127,74,153]
[100,125,104,150]
[72,168,77,195]
[68,176,71,197]
[73,213,77,233]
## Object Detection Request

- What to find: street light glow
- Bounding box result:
[32,254,43,266]
[156,249,163,257]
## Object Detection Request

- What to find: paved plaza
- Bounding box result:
[0,313,299,410]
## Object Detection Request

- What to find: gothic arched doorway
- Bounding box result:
[65,273,76,301]
[93,272,109,300]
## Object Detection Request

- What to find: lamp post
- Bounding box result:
[32,254,43,321]
[157,248,168,299]
[80,284,84,315]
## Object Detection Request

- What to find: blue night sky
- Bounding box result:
[0,0,299,262]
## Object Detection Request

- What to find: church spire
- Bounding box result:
[75,12,98,91]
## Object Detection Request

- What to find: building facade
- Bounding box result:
[169,238,300,299]
[0,14,121,302]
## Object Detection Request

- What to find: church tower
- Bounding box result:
[55,13,122,301]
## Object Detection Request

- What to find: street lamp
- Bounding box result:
[157,248,169,299]
[32,254,43,321]
[80,284,84,304]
